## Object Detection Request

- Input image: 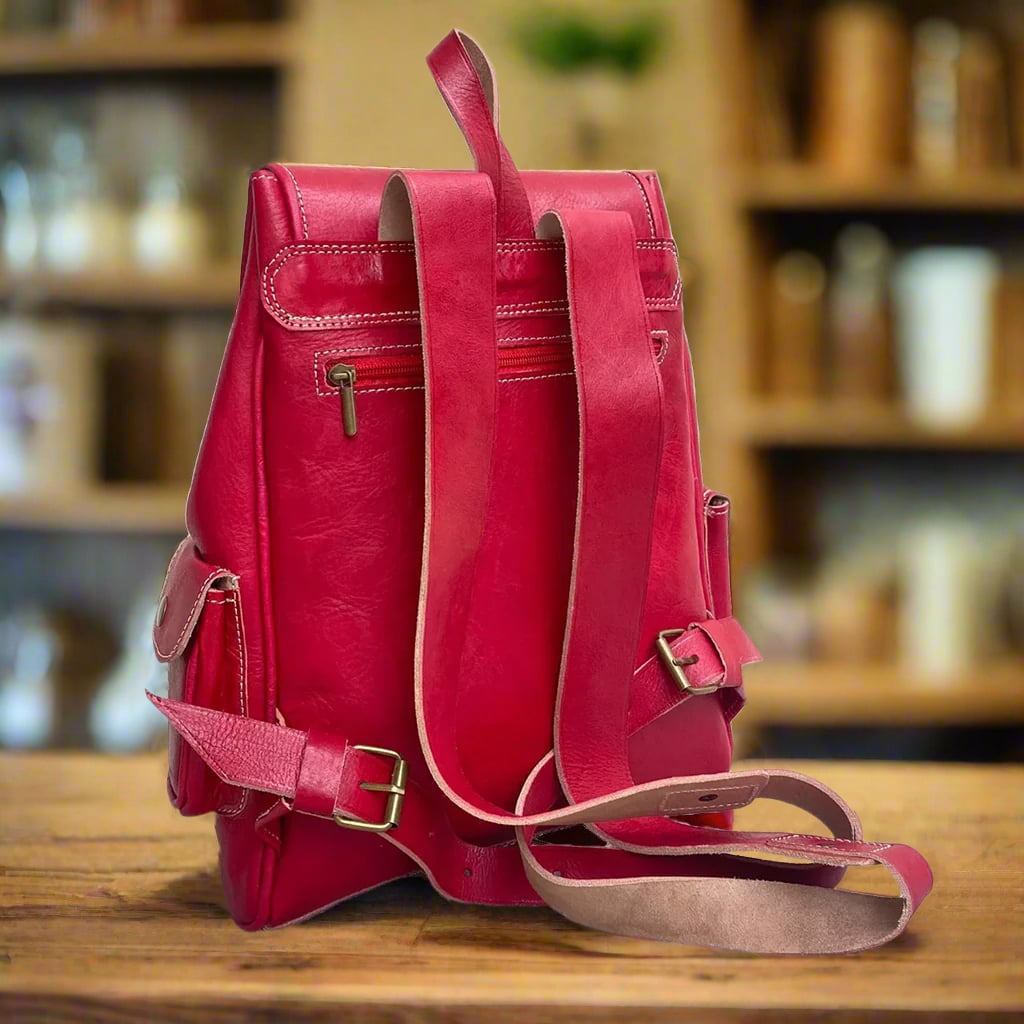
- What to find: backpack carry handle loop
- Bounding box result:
[427,30,534,239]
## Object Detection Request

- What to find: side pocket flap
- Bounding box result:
[153,537,238,662]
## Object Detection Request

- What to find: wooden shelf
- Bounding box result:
[0,23,293,75]
[743,661,1024,726]
[0,265,240,310]
[739,165,1024,212]
[741,402,1024,451]
[0,486,187,533]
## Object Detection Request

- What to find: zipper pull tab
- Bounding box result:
[327,362,358,436]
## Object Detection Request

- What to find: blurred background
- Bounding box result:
[0,0,1021,761]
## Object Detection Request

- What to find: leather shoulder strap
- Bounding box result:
[536,208,665,804]
[379,172,934,952]
[150,171,933,954]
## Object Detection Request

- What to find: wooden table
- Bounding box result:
[1,754,1021,1022]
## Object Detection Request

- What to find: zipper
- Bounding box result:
[326,363,358,436]
[326,342,572,437]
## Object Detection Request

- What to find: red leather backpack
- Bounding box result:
[149,30,931,953]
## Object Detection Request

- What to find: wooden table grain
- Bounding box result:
[0,753,1021,1023]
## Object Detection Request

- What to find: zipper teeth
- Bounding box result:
[328,343,571,388]
[498,344,569,369]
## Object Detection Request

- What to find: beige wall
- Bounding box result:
[283,2,710,230]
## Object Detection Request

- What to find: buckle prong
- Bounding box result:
[334,745,407,833]
[656,628,720,696]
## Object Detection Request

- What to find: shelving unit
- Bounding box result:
[0,13,295,536]
[0,486,187,533]
[692,0,1024,735]
[0,5,308,699]
[741,403,1024,451]
[739,165,1024,212]
[0,22,293,76]
[0,266,240,310]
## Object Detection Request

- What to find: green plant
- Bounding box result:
[515,8,662,77]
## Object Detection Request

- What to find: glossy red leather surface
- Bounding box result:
[176,160,730,926]
[148,30,931,951]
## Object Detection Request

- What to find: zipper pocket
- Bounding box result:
[325,342,572,437]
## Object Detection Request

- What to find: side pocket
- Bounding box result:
[704,491,732,619]
[154,538,247,817]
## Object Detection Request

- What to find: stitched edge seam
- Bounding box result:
[154,567,234,660]
[313,333,670,397]
[283,166,309,239]
[623,170,657,237]
[217,594,249,818]
[262,244,682,326]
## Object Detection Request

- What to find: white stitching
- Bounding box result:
[312,336,572,362]
[264,239,674,257]
[497,242,560,253]
[262,245,681,327]
[219,790,249,819]
[314,353,424,398]
[154,567,232,660]
[678,797,750,812]
[158,568,226,656]
[359,384,424,395]
[229,596,246,717]
[315,343,422,355]
[314,334,664,397]
[250,173,278,182]
[500,370,575,383]
[314,353,326,397]
[264,238,671,254]
[313,350,578,396]
[652,329,670,365]
[268,241,413,255]
[649,278,683,306]
[216,595,249,818]
[217,598,248,817]
[662,784,759,813]
[263,239,570,256]
[500,299,573,312]
[317,371,577,399]
[273,297,679,326]
[311,336,570,378]
[500,304,567,317]
[500,334,571,345]
[266,252,419,324]
[624,170,656,237]
[283,166,309,239]
[767,834,892,853]
[255,798,284,831]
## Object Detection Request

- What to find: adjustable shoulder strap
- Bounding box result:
[537,208,666,801]
[382,172,934,952]
[513,211,932,951]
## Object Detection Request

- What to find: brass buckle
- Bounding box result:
[334,745,408,833]
[656,628,719,696]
